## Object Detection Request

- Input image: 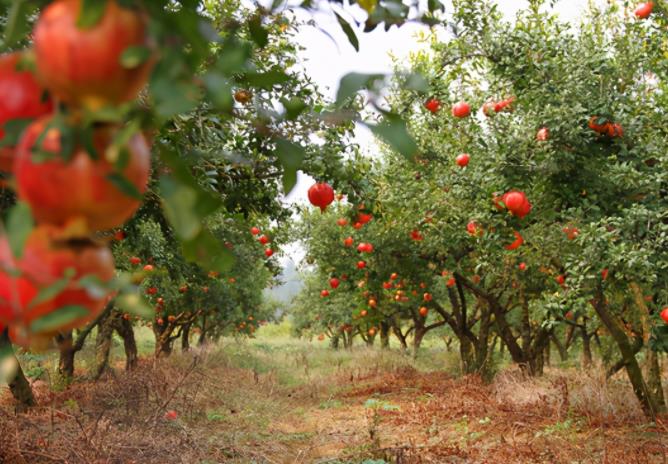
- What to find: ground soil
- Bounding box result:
[1,347,666,463]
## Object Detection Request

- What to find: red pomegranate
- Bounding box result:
[634,2,654,19]
[424,98,441,114]
[660,307,668,324]
[250,227,260,235]
[329,278,340,289]
[0,52,54,172]
[320,289,330,298]
[344,236,354,247]
[0,225,114,347]
[536,127,549,141]
[505,231,524,250]
[419,306,428,317]
[307,182,335,212]
[451,101,471,118]
[33,0,154,109]
[264,248,274,257]
[456,153,470,167]
[15,118,151,232]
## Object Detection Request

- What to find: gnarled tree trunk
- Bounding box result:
[1,329,35,412]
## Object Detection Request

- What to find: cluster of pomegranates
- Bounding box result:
[0,0,154,348]
[250,226,274,257]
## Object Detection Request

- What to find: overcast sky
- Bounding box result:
[279,0,606,264]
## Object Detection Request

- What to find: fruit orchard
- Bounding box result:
[0,0,667,462]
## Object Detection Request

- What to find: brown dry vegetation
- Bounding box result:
[1,337,667,464]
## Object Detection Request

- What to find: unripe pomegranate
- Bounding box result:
[451,101,471,118]
[307,182,335,212]
[15,118,151,232]
[0,52,54,172]
[33,0,154,109]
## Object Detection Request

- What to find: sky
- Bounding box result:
[278,0,606,265]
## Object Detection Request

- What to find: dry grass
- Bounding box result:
[0,338,667,463]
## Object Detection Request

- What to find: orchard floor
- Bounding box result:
[1,329,667,463]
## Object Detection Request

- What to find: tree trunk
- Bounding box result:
[551,333,568,362]
[380,321,390,349]
[412,328,426,357]
[592,297,664,420]
[94,311,115,380]
[198,316,208,347]
[330,333,340,350]
[392,326,408,350]
[116,316,138,371]
[459,336,476,374]
[181,323,191,352]
[1,329,35,412]
[56,331,76,383]
[645,349,666,414]
[581,328,593,368]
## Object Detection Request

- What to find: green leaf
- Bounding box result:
[275,139,305,193]
[282,97,308,120]
[77,0,107,28]
[107,172,143,200]
[404,72,429,92]
[334,12,359,51]
[243,70,290,89]
[160,176,203,241]
[181,229,234,273]
[248,16,269,48]
[30,305,90,333]
[0,118,33,149]
[120,46,151,69]
[4,0,38,46]
[116,293,153,319]
[6,202,34,258]
[366,116,418,160]
[336,72,385,106]
[29,270,75,308]
[202,71,234,111]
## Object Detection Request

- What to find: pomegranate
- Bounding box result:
[634,2,654,19]
[0,225,114,347]
[15,118,151,232]
[320,290,329,298]
[390,273,398,280]
[660,307,668,324]
[143,264,154,272]
[336,218,348,227]
[505,231,524,250]
[250,226,260,235]
[264,248,274,257]
[555,274,566,286]
[410,229,424,241]
[0,52,54,172]
[329,277,340,289]
[519,262,527,271]
[601,268,609,280]
[423,293,432,302]
[446,277,456,287]
[258,235,270,245]
[482,101,496,117]
[494,96,515,113]
[382,282,392,289]
[368,327,376,336]
[419,306,428,317]
[357,213,373,224]
[466,220,482,236]
[33,0,154,109]
[451,101,471,118]
[562,226,579,240]
[129,256,141,265]
[588,116,609,134]
[307,182,334,212]
[356,260,366,269]
[424,98,441,114]
[344,236,354,247]
[456,153,470,167]
[536,127,549,141]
